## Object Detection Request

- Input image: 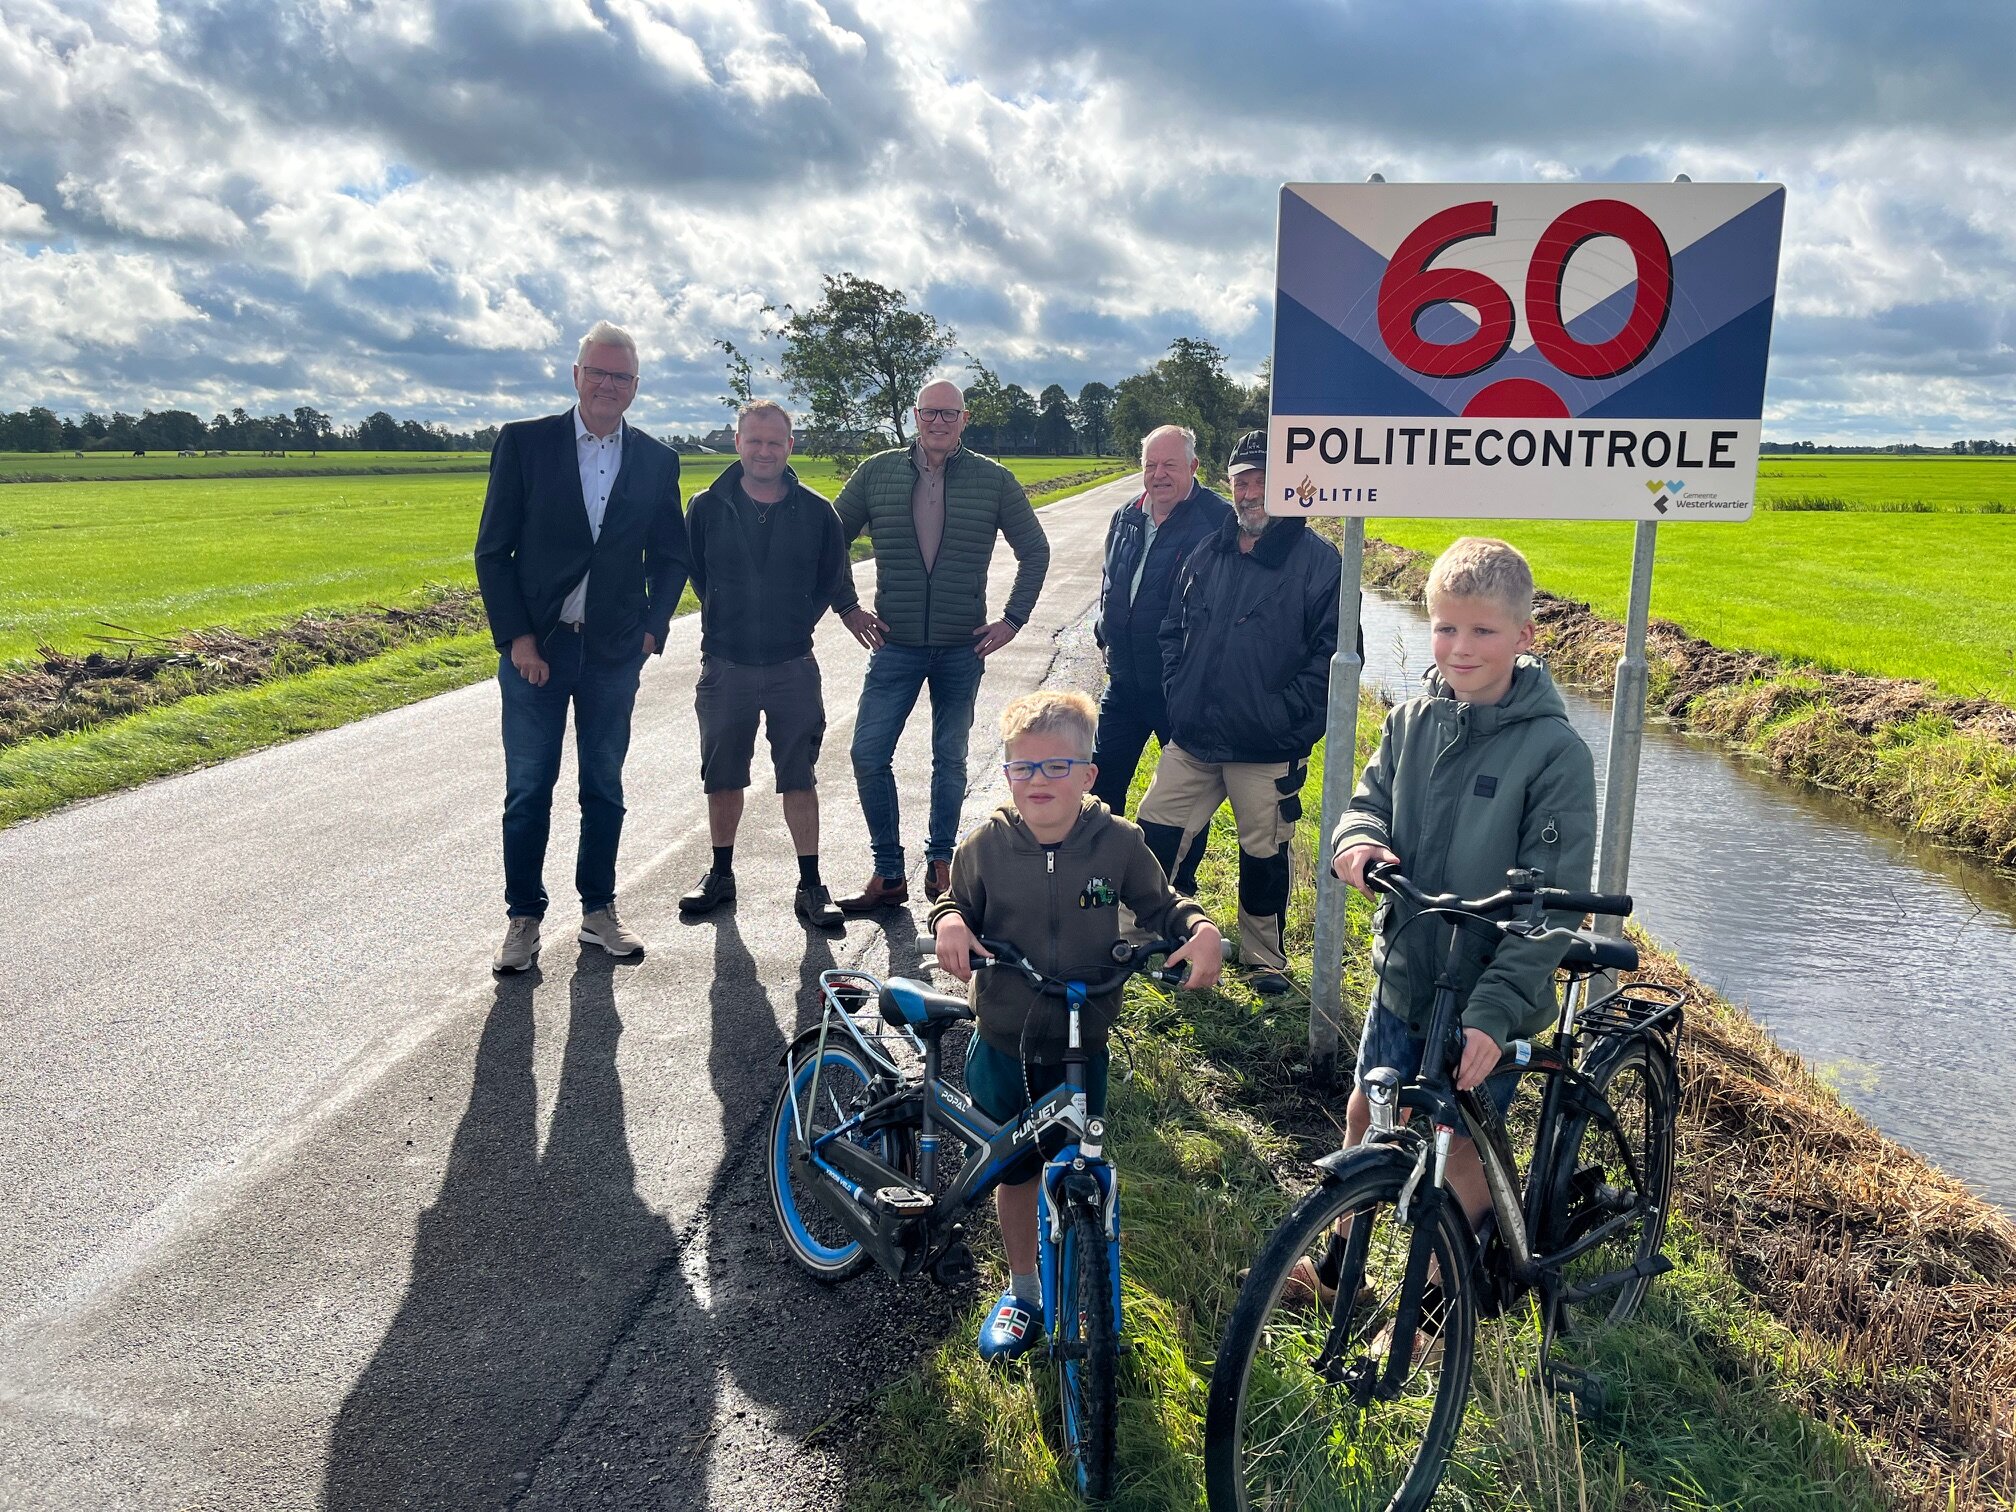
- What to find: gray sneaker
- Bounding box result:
[579,904,645,958]
[493,916,541,973]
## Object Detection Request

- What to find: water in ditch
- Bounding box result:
[1354,590,2016,1215]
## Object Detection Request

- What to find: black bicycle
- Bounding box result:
[766,935,1192,1502]
[1204,864,1683,1512]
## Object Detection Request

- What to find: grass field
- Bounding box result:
[1757,454,2016,511]
[0,450,492,483]
[0,455,1126,662]
[1366,507,2016,703]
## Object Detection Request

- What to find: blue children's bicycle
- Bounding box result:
[765,934,1190,1501]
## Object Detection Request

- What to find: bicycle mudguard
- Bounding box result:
[1313,1139,1430,1183]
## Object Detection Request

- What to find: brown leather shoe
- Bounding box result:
[838,874,909,914]
[924,860,953,902]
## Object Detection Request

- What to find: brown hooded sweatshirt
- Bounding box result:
[927,797,1208,1063]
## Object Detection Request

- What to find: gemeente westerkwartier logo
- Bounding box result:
[1643,477,1684,515]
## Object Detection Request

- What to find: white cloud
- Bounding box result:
[0,0,2009,442]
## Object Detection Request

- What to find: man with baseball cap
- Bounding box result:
[1135,428,1340,995]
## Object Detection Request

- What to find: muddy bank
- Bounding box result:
[1359,537,2016,869]
[0,589,489,748]
[1631,937,2016,1506]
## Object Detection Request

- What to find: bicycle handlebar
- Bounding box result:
[972,935,1189,995]
[1364,862,1630,923]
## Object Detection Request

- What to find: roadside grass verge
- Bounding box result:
[1361,537,2016,869]
[842,728,2000,1508]
[0,631,500,825]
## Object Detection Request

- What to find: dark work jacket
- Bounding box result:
[1093,482,1233,694]
[1159,517,1342,764]
[473,410,690,661]
[686,462,859,664]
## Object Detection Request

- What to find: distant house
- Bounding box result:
[700,426,735,451]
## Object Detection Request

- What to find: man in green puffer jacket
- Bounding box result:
[1331,536,1597,1234]
[831,378,1051,913]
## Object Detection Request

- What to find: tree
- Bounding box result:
[1000,383,1039,453]
[775,273,955,449]
[1035,383,1074,455]
[1076,382,1114,456]
[716,337,757,417]
[1108,339,1244,475]
[356,410,400,451]
[292,406,332,450]
[960,360,1010,452]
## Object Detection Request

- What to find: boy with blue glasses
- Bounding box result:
[931,690,1223,1360]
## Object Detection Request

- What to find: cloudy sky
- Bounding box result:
[1,0,2011,442]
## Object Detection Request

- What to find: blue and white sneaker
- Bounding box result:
[978,1289,1043,1363]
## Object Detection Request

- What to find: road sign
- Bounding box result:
[1269,182,1785,521]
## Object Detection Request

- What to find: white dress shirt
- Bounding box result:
[560,407,624,627]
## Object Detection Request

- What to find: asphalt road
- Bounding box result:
[0,473,1138,1510]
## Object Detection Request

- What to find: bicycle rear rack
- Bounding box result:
[1577,980,1684,1042]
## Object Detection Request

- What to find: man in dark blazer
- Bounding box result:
[474,321,691,972]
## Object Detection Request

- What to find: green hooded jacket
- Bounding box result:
[833,443,1050,646]
[1330,656,1598,1049]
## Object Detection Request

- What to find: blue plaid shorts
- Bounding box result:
[1355,1001,1520,1122]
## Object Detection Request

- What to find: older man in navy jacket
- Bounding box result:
[473,321,690,972]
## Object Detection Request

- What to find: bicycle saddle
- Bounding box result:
[879,977,975,1032]
[1558,931,1638,973]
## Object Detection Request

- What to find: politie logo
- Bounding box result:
[1268,182,1785,522]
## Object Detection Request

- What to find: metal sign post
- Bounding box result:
[1271,176,1784,1081]
[1595,519,1659,937]
[1307,516,1365,1085]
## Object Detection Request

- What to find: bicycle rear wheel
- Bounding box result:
[1205,1148,1477,1512]
[1548,1035,1677,1330]
[1054,1200,1118,1501]
[766,1040,913,1282]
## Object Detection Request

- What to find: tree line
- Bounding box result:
[0,405,497,454]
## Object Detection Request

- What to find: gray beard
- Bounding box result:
[1237,511,1270,538]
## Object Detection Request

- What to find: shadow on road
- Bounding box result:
[323,958,703,1510]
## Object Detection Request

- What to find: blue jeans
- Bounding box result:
[850,642,985,878]
[499,629,647,918]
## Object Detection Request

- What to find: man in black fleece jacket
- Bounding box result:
[677,401,866,928]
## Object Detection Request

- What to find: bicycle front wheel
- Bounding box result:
[1548,1035,1678,1331]
[1205,1148,1477,1512]
[1054,1200,1118,1501]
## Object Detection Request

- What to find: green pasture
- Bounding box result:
[1368,510,2016,703]
[0,455,1124,662]
[0,450,492,483]
[1757,454,2016,511]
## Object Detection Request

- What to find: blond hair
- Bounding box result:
[1000,690,1096,759]
[1424,536,1534,621]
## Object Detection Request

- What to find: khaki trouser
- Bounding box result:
[1136,743,1304,973]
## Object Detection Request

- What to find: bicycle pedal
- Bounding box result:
[874,1185,932,1213]
[929,1243,976,1288]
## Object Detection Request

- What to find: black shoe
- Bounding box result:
[679,869,736,915]
[795,883,845,930]
[1249,970,1293,997]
